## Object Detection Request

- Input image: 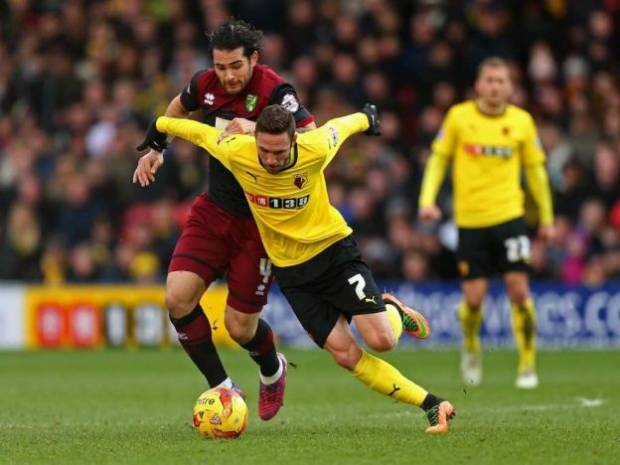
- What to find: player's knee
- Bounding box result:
[366,330,396,352]
[224,318,254,344]
[508,289,529,306]
[165,289,197,319]
[464,295,484,310]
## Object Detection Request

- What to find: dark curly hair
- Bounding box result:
[207,20,263,58]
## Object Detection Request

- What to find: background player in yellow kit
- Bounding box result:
[142,103,456,433]
[418,57,556,389]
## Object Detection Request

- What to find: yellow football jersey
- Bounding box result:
[425,101,545,228]
[157,113,369,266]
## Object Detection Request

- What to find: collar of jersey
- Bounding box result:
[258,143,299,173]
[473,99,508,118]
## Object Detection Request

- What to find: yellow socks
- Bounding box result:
[458,302,482,354]
[385,303,403,341]
[352,350,427,407]
[512,298,537,373]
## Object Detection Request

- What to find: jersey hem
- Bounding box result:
[456,212,524,229]
[268,232,351,268]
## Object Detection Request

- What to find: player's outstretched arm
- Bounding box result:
[155,116,219,150]
[313,103,381,167]
[155,116,232,170]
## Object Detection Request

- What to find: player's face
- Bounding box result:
[475,65,513,108]
[256,132,296,174]
[212,47,258,95]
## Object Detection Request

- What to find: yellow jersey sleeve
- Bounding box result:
[156,116,232,170]
[525,164,554,226]
[431,107,458,159]
[419,108,458,208]
[419,153,450,208]
[298,113,369,168]
[521,114,545,166]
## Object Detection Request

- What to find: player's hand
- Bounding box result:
[538,224,556,243]
[136,118,168,152]
[132,150,164,187]
[361,103,381,136]
[219,118,256,142]
[419,205,442,222]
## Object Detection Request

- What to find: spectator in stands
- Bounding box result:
[0,1,618,285]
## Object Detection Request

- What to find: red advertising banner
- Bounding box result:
[24,285,236,349]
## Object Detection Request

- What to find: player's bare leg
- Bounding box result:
[353,295,431,349]
[166,271,238,392]
[460,279,487,386]
[505,272,538,389]
[225,307,285,420]
[324,315,455,433]
[353,311,398,352]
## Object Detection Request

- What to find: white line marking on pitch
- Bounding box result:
[577,397,604,407]
[474,398,605,413]
[366,398,605,418]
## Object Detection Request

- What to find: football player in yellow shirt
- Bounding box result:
[419,57,555,389]
[144,103,455,433]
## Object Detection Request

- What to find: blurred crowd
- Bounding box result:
[1,0,619,286]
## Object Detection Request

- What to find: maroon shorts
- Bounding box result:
[169,194,273,314]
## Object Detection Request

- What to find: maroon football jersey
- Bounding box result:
[179,64,314,217]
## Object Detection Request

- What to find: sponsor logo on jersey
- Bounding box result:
[245,94,258,111]
[246,192,310,209]
[281,93,299,113]
[293,173,308,189]
[204,92,215,105]
[464,143,514,158]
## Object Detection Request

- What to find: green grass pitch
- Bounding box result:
[1,349,618,465]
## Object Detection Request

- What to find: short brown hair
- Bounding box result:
[256,105,295,140]
[477,56,509,78]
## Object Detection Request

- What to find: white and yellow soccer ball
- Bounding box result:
[192,387,248,439]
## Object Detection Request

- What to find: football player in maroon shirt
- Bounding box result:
[134,20,315,421]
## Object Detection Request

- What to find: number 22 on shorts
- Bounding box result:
[504,235,531,262]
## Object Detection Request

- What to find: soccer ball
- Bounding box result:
[192,387,248,439]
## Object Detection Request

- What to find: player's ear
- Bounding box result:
[473,78,481,94]
[249,50,259,67]
[291,132,297,145]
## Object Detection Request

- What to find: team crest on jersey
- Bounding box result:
[245,94,258,111]
[294,173,308,189]
[502,126,511,136]
[204,93,215,105]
